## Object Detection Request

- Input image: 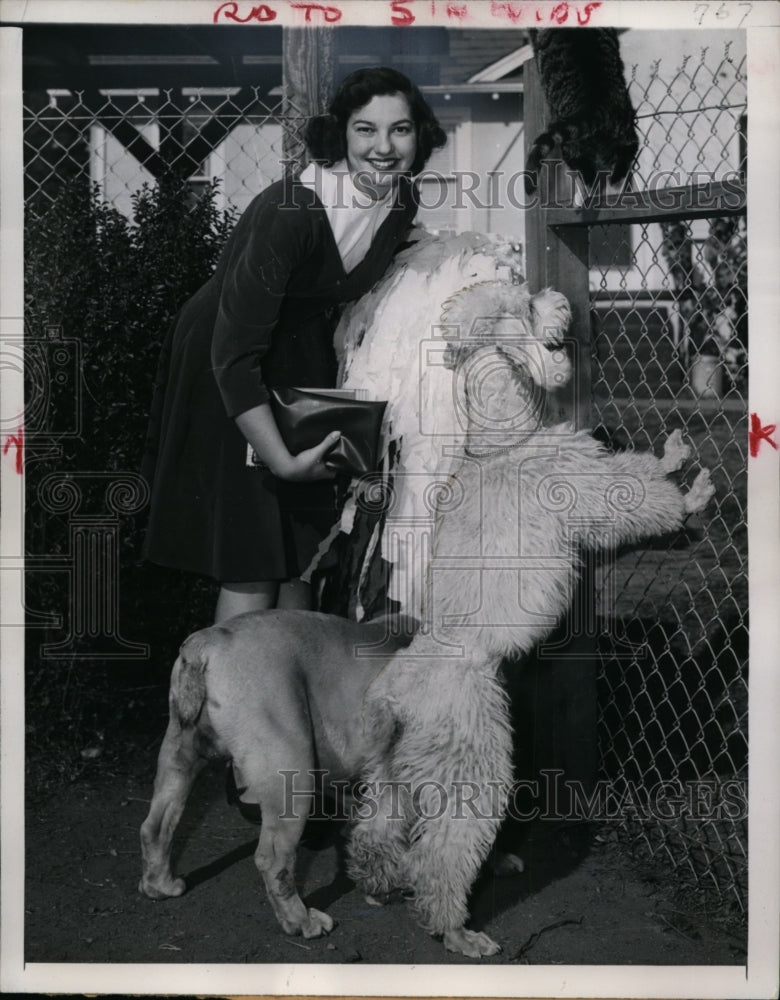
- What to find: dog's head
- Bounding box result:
[440,281,573,392]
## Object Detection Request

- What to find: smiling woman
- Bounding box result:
[141,67,446,626]
[345,94,417,199]
[306,66,447,178]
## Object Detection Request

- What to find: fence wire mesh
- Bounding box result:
[628,38,746,188]
[21,36,748,919]
[588,42,747,916]
[24,86,303,220]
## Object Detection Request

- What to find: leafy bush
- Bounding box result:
[25,176,235,470]
[24,177,236,791]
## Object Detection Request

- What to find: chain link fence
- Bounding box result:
[24,86,304,221]
[589,40,748,917]
[21,32,748,920]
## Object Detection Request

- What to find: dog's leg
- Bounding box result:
[406,803,505,958]
[347,775,409,903]
[247,758,335,939]
[397,668,512,958]
[660,428,691,473]
[684,467,715,513]
[139,719,207,899]
[572,449,713,550]
[254,822,334,938]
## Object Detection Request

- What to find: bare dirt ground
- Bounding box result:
[25,747,745,968]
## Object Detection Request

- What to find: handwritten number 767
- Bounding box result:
[693,3,753,27]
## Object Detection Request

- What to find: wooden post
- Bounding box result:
[523,54,548,293]
[523,55,591,430]
[282,28,337,173]
[509,54,598,819]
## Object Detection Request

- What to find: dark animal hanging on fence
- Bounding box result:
[525,28,639,194]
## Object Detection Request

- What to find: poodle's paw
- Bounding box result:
[301,907,334,939]
[492,851,525,876]
[365,892,391,907]
[661,429,691,473]
[443,927,502,958]
[684,468,715,514]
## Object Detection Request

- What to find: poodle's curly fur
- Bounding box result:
[345,281,713,954]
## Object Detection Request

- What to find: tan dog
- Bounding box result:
[138,611,414,941]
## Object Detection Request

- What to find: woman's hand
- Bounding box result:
[235,404,340,482]
[279,431,341,482]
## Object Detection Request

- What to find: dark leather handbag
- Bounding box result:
[268,387,387,477]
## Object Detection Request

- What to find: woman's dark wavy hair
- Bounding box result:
[305,67,446,175]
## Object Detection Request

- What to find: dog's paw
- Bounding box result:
[684,468,715,514]
[365,892,391,907]
[138,874,186,900]
[491,851,525,877]
[443,927,501,958]
[301,907,335,939]
[661,429,691,473]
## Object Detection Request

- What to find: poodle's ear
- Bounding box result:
[529,288,571,345]
[440,281,532,339]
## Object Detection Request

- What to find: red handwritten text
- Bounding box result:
[576,2,602,24]
[749,413,778,458]
[492,0,601,24]
[390,0,415,23]
[214,0,341,22]
[212,0,603,26]
[491,1,524,22]
[3,424,23,474]
[446,2,469,18]
[213,2,277,23]
[290,2,342,21]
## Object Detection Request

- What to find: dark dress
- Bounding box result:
[142,174,418,582]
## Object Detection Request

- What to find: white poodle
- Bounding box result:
[346,281,714,956]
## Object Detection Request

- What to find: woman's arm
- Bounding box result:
[211,189,305,418]
[236,403,340,481]
[210,187,342,480]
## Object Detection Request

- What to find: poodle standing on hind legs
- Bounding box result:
[345,282,714,957]
[138,280,714,958]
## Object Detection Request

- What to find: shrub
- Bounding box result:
[24,177,236,790]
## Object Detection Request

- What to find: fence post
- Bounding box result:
[524,57,592,430]
[515,53,598,816]
[282,28,337,172]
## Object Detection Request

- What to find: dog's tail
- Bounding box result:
[170,632,210,727]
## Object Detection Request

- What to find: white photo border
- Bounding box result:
[1,1,778,996]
